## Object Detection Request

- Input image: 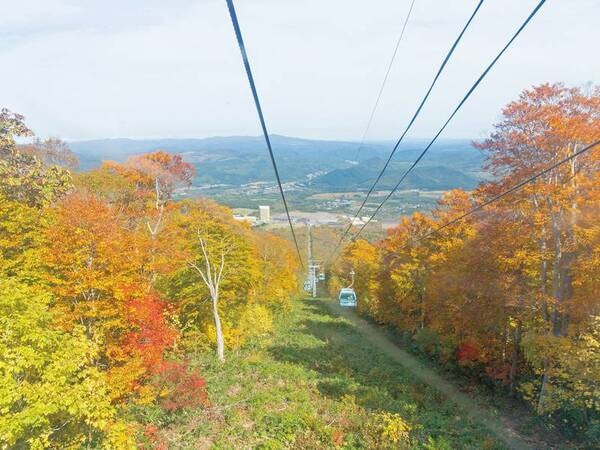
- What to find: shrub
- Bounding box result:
[371,412,412,446]
[413,328,440,356]
[154,361,208,412]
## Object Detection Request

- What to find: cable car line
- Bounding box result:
[350,0,547,243]
[384,139,600,260]
[351,0,418,163]
[225,0,305,269]
[326,0,486,265]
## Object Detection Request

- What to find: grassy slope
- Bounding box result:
[144,298,527,449]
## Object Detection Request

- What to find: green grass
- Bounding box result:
[139,299,508,449]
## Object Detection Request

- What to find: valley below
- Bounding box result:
[71,135,487,222]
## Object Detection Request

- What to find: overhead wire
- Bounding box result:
[326,0,487,265]
[225,0,305,268]
[351,0,418,163]
[351,0,548,242]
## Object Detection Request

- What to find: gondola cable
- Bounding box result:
[326,0,487,265]
[351,0,547,243]
[225,0,305,268]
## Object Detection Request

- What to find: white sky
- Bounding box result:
[0,0,598,141]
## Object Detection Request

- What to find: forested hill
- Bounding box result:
[70,135,486,191]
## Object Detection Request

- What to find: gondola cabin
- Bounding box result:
[338,288,357,307]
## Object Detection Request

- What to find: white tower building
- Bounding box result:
[258,205,270,222]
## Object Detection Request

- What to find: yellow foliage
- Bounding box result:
[0,279,117,449]
[104,421,137,450]
[238,304,274,341]
[372,412,412,446]
[106,357,146,402]
[133,384,158,406]
[521,317,600,414]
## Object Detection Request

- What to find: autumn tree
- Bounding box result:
[160,199,299,359]
[104,151,195,239]
[19,137,79,169]
[1,111,217,446]
[0,194,45,278]
[189,232,234,362]
[254,232,299,310]
[476,83,600,414]
[0,109,71,208]
[477,83,600,333]
[0,278,134,449]
[342,84,600,438]
[164,200,258,361]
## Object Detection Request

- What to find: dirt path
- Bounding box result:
[323,299,549,450]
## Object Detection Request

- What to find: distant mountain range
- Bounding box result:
[70,135,487,191]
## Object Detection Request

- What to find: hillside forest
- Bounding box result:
[1,82,599,449]
[330,83,600,442]
[0,110,299,448]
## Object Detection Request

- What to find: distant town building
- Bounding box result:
[233,215,257,225]
[259,205,270,222]
[351,218,365,226]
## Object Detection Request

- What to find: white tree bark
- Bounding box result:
[146,177,165,239]
[189,233,232,362]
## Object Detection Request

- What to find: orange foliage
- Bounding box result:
[123,294,178,372]
[337,84,600,432]
[43,192,146,333]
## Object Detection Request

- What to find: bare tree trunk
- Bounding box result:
[509,272,525,395]
[212,293,225,362]
[532,143,580,416]
[190,234,231,363]
[551,213,563,337]
[509,319,522,395]
[558,143,579,336]
[418,285,426,330]
[540,238,549,322]
[533,195,549,322]
[146,202,164,239]
[537,362,549,414]
[535,213,563,414]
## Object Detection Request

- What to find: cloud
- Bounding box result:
[0,0,598,140]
